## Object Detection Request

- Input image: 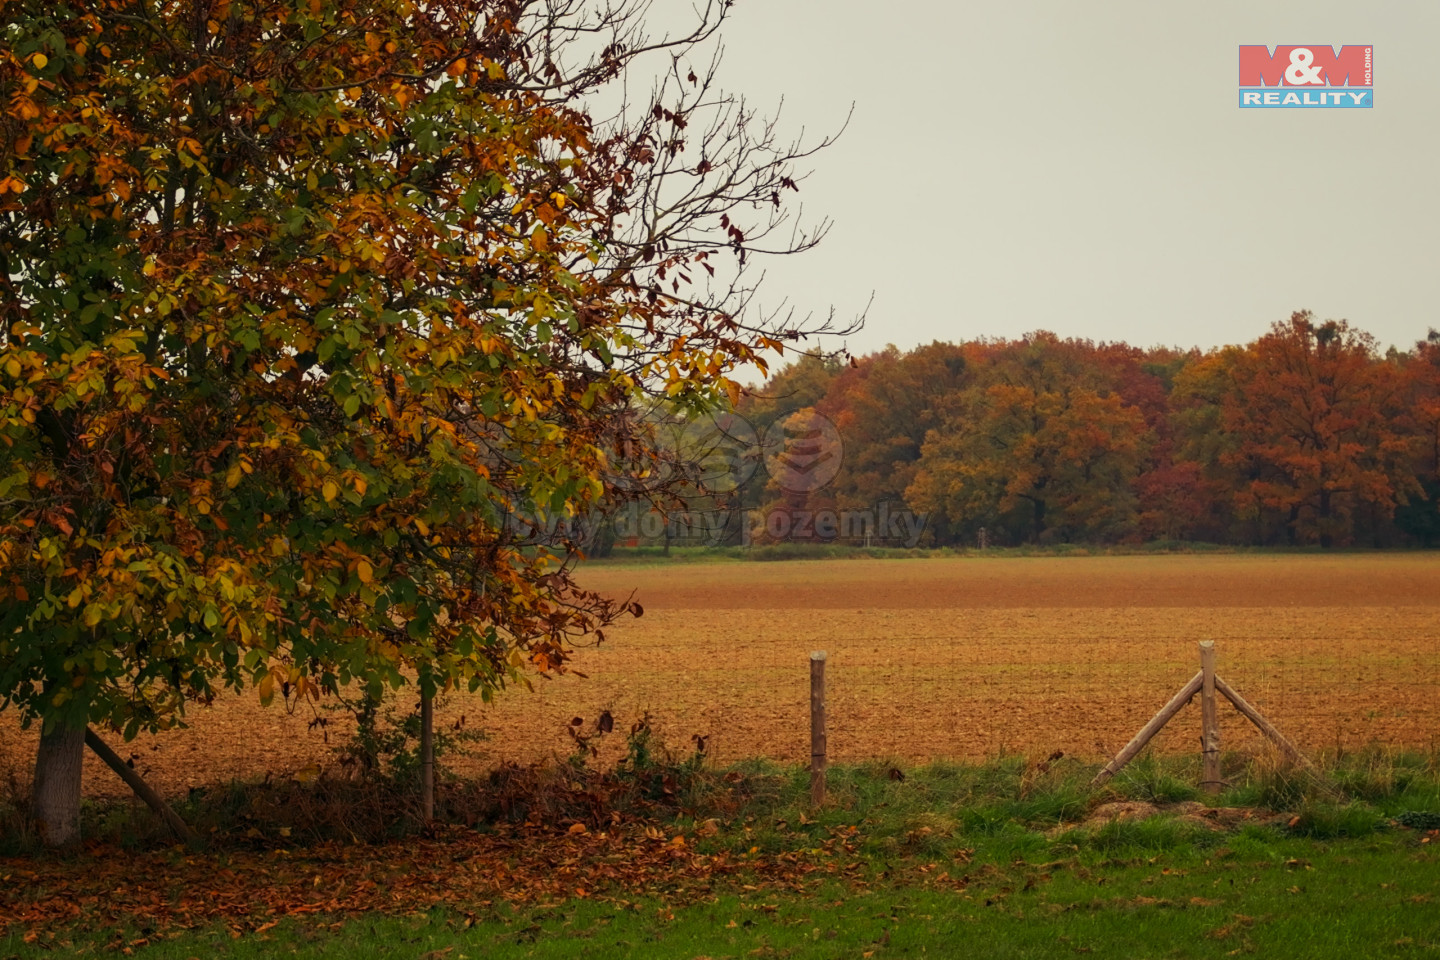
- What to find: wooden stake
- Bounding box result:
[1092,671,1203,786]
[420,687,435,822]
[1213,675,1312,771]
[1200,641,1221,794]
[84,728,200,848]
[810,651,827,808]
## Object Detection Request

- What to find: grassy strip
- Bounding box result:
[5,750,1440,957]
[9,832,1438,959]
[10,746,1436,855]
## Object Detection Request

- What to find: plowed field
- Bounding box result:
[3,555,1438,799]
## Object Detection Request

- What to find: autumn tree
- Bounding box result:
[818,341,968,530]
[1220,313,1415,547]
[1167,347,1250,542]
[906,334,1149,544]
[1394,331,1440,545]
[730,353,840,526]
[0,0,847,844]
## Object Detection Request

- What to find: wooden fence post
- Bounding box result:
[84,729,201,848]
[1199,641,1221,794]
[810,651,827,808]
[1092,671,1203,786]
[1213,676,1312,771]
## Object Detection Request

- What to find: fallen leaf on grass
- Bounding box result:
[1,821,857,940]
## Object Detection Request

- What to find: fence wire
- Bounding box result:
[4,559,1437,801]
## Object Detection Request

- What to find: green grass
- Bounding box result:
[10,833,1437,959]
[6,751,1440,958]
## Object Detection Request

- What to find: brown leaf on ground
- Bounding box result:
[0,822,857,939]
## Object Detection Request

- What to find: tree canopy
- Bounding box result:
[0,0,845,769]
[721,314,1440,550]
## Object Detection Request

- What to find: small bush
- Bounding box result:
[1394,810,1440,830]
[333,690,485,787]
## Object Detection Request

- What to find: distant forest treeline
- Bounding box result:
[716,312,1440,549]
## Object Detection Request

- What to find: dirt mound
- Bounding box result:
[1051,800,1271,836]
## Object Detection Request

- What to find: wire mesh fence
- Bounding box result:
[459,609,1440,775]
[2,556,1437,801]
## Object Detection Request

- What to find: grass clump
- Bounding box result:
[1112,753,1201,805]
[1285,800,1386,839]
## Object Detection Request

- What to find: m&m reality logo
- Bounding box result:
[1239,45,1373,108]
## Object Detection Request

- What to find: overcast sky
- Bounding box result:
[671,0,1440,358]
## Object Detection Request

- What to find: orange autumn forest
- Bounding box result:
[727,315,1440,552]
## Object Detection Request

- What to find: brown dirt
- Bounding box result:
[3,555,1438,800]
[1047,800,1273,836]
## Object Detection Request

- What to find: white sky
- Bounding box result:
[677,0,1440,357]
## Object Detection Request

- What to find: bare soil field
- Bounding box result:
[3,555,1438,800]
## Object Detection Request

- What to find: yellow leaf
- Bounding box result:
[293,763,321,784]
[356,560,373,583]
[567,822,587,835]
[31,53,48,69]
[4,358,20,377]
[322,479,339,502]
[258,672,275,706]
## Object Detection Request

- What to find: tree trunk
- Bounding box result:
[32,723,86,847]
[1026,495,1046,542]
